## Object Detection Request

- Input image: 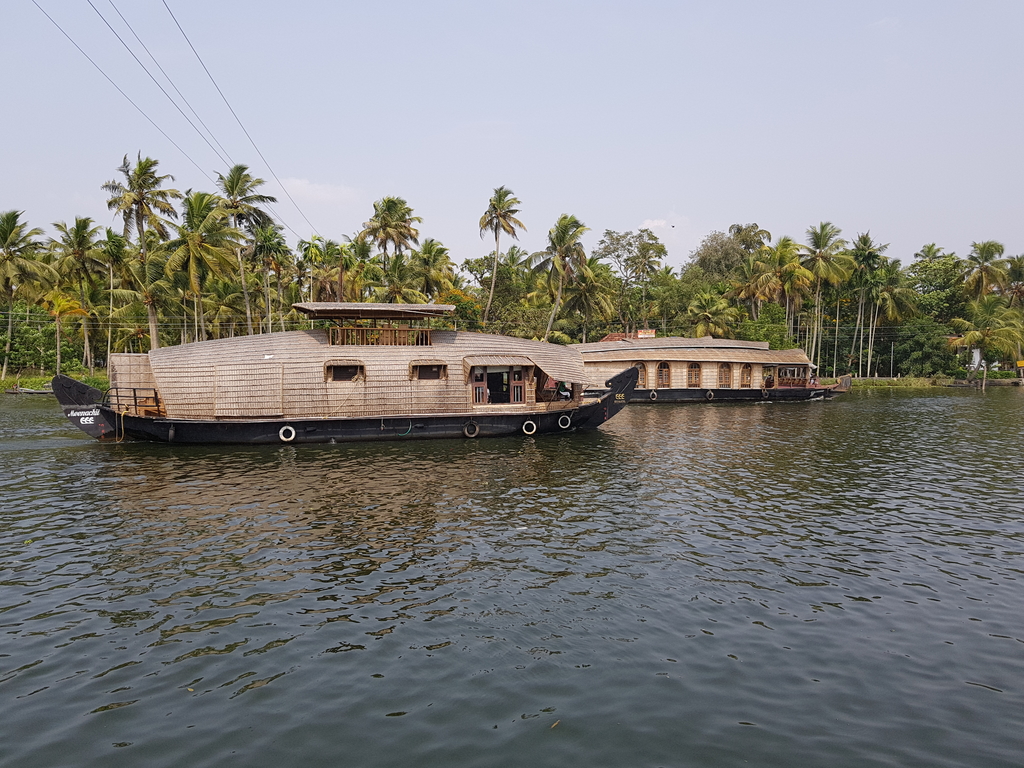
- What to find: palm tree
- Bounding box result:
[949,296,1024,391]
[372,252,428,304]
[866,260,917,376]
[758,236,812,333]
[410,238,455,299]
[1004,255,1024,309]
[216,164,277,334]
[249,225,291,331]
[102,154,182,348]
[360,197,421,270]
[42,290,88,375]
[963,240,1007,300]
[561,256,616,342]
[847,232,888,376]
[914,243,947,261]
[164,191,242,341]
[50,217,105,373]
[534,214,589,341]
[479,186,526,323]
[1,211,52,379]
[801,222,852,369]
[98,228,130,365]
[730,254,773,321]
[685,291,741,338]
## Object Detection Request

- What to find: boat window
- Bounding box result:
[687,363,701,388]
[327,364,363,382]
[740,363,752,388]
[718,363,732,388]
[634,362,647,388]
[472,367,487,403]
[414,364,447,380]
[762,366,776,388]
[657,362,671,388]
[511,367,525,403]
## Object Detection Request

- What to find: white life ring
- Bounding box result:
[558,414,572,429]
[705,390,715,401]
[649,390,658,401]
[279,425,296,442]
[463,421,480,438]
[522,420,537,435]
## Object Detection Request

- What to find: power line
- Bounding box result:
[86,0,231,169]
[105,0,236,167]
[161,0,321,237]
[31,1,214,183]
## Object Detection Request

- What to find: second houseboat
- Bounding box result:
[575,335,851,403]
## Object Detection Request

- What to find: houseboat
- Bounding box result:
[53,303,638,444]
[574,335,851,403]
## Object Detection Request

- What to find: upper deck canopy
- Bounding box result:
[293,302,455,321]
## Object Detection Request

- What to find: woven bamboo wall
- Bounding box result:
[134,329,587,420]
[109,353,156,390]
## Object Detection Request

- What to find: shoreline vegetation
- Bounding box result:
[4,155,1024,389]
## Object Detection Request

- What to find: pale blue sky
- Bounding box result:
[5,1,1024,269]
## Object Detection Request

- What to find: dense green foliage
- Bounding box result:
[3,155,1024,382]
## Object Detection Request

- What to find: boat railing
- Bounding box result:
[776,377,809,388]
[105,387,165,416]
[329,327,432,346]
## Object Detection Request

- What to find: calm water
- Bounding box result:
[2,388,1023,768]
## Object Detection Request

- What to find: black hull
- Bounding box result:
[616,386,838,404]
[52,367,638,445]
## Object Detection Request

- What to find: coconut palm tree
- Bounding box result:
[1,211,53,379]
[949,296,1024,390]
[98,228,130,365]
[847,232,888,376]
[534,214,589,341]
[801,222,852,368]
[758,236,812,333]
[561,256,616,342]
[249,225,291,331]
[360,197,421,270]
[41,290,88,375]
[685,291,741,338]
[50,217,105,373]
[410,238,455,299]
[866,259,917,375]
[164,191,242,341]
[914,243,947,261]
[1004,255,1024,309]
[479,186,526,323]
[963,240,1008,300]
[102,155,182,348]
[216,164,277,334]
[372,252,428,304]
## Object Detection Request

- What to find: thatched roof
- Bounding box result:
[146,328,594,385]
[573,336,810,366]
[293,302,455,320]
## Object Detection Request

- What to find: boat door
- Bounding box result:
[487,369,510,403]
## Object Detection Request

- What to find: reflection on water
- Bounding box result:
[1,389,1023,768]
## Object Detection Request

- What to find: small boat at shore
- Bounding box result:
[4,386,54,395]
[575,334,851,403]
[53,302,638,444]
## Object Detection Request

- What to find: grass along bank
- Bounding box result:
[2,371,109,392]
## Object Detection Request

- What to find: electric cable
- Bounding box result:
[105,0,236,167]
[32,0,214,181]
[86,0,231,169]
[161,0,321,237]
